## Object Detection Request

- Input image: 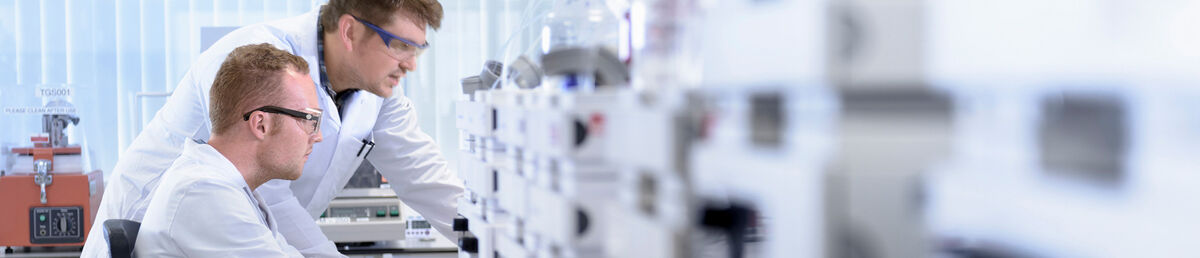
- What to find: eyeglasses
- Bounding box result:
[352,15,429,60]
[242,106,323,136]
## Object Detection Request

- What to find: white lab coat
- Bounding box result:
[135,140,303,257]
[82,10,463,258]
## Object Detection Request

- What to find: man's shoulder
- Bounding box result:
[161,149,243,192]
[142,150,252,231]
[198,12,316,63]
[163,166,239,190]
[223,11,317,50]
[154,162,250,219]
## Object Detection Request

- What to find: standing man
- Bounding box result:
[82,1,463,257]
[136,43,320,257]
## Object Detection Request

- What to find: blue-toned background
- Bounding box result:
[0,0,544,177]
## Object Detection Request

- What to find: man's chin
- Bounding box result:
[283,169,303,180]
[364,86,393,98]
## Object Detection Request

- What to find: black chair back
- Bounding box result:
[103,219,141,258]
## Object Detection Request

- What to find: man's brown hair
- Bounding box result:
[319,0,444,33]
[209,43,310,135]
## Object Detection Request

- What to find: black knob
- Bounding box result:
[576,209,590,236]
[573,119,588,147]
[699,203,755,258]
[459,237,479,253]
[453,216,469,232]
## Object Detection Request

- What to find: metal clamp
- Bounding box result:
[34,159,53,204]
[43,114,80,147]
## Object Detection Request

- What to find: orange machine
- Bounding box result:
[1,119,104,247]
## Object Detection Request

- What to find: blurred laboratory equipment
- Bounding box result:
[315,162,457,253]
[1,99,105,253]
[451,0,1200,258]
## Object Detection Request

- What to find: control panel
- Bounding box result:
[406,215,435,241]
[323,205,401,219]
[29,206,84,244]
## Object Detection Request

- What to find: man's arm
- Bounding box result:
[368,94,465,241]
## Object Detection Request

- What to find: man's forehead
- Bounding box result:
[381,12,428,42]
[281,71,320,106]
[384,10,429,28]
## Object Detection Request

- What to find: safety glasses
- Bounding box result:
[242,106,323,136]
[353,15,429,60]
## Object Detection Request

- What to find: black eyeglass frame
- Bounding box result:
[242,105,323,135]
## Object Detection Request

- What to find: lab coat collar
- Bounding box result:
[181,139,249,190]
[182,139,278,229]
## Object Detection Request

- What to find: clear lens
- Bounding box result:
[388,38,425,59]
[303,108,322,136]
[308,119,320,135]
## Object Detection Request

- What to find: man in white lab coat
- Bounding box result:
[82,0,463,257]
[135,43,320,257]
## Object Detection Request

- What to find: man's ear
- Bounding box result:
[248,113,271,140]
[337,14,358,52]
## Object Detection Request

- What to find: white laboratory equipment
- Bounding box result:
[542,0,621,53]
[446,0,1200,258]
[317,189,407,243]
[315,163,457,254]
[454,40,630,257]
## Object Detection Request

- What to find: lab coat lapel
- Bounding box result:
[307,91,379,217]
[319,85,342,131]
[247,189,273,229]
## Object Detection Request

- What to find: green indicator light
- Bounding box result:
[39,215,46,221]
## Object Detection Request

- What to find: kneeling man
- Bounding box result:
[135,43,323,257]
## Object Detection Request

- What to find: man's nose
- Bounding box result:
[400,56,417,72]
[312,132,323,143]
